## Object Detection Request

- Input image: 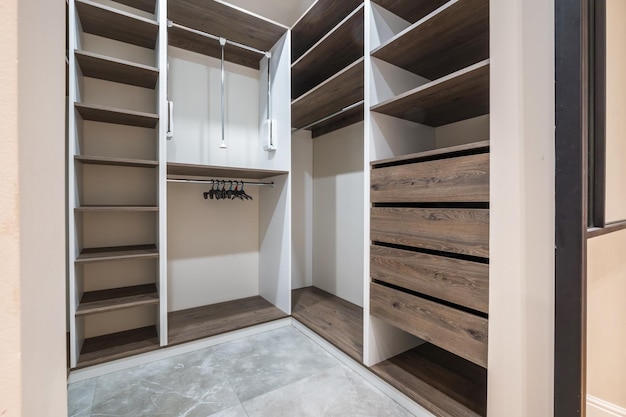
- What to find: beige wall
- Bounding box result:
[605,0,626,223]
[0,0,67,416]
[587,229,626,409]
[489,0,555,416]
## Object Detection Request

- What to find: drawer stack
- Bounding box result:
[370,141,490,368]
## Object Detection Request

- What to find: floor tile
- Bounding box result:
[212,326,339,402]
[242,365,414,417]
[90,348,239,417]
[68,378,97,417]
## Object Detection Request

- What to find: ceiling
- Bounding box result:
[220,0,317,27]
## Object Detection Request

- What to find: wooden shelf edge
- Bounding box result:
[311,103,364,138]
[75,49,159,88]
[75,102,159,128]
[77,0,158,27]
[76,244,159,263]
[292,57,365,106]
[75,205,159,212]
[75,154,159,168]
[167,162,288,180]
[371,140,490,167]
[291,4,365,69]
[76,284,159,316]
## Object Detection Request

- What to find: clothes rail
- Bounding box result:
[167,21,271,58]
[167,179,274,187]
[292,100,364,133]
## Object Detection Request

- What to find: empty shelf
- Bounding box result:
[371,0,448,23]
[371,60,490,127]
[75,205,159,212]
[76,284,159,316]
[311,102,364,138]
[291,0,363,63]
[292,6,364,99]
[167,162,287,180]
[371,140,490,167]
[292,287,363,362]
[76,0,158,49]
[75,154,158,168]
[77,326,160,368]
[75,50,159,88]
[75,103,159,128]
[292,58,364,129]
[371,343,487,417]
[76,244,159,263]
[372,0,489,80]
[168,296,288,346]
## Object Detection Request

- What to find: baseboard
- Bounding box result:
[587,395,626,417]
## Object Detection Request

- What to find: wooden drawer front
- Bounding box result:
[371,153,489,203]
[370,282,488,368]
[371,207,489,258]
[371,245,488,313]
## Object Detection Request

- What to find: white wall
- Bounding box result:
[587,229,626,411]
[0,0,67,415]
[291,130,313,289]
[488,0,555,416]
[312,122,365,307]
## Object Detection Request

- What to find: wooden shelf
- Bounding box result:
[292,6,364,99]
[371,0,448,23]
[113,0,156,14]
[167,162,287,180]
[371,343,487,417]
[76,244,159,263]
[291,0,363,63]
[76,0,158,49]
[168,25,262,70]
[370,60,489,127]
[168,296,288,346]
[76,284,159,316]
[311,102,364,138]
[75,50,159,88]
[292,287,363,362]
[292,58,364,129]
[77,326,160,368]
[372,0,489,80]
[75,205,159,212]
[75,154,158,168]
[371,140,489,167]
[75,102,159,128]
[168,0,287,53]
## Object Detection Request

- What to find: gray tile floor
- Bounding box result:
[68,326,416,417]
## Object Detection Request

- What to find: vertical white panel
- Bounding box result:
[259,174,291,314]
[291,130,313,289]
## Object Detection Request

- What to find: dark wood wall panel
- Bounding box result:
[371,0,448,23]
[113,0,156,13]
[370,283,488,368]
[371,245,488,313]
[371,207,489,258]
[371,153,489,203]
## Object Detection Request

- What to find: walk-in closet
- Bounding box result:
[67,0,492,416]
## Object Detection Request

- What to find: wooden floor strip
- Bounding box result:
[291,286,363,362]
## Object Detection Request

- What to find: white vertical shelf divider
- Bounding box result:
[156,0,169,347]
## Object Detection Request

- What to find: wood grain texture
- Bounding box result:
[168,25,262,69]
[372,0,489,80]
[291,0,363,63]
[371,0,448,23]
[167,162,287,180]
[75,154,158,168]
[371,60,489,127]
[75,50,159,88]
[370,245,488,313]
[292,6,364,99]
[76,0,158,49]
[168,0,286,52]
[75,205,159,212]
[292,287,363,362]
[113,0,156,14]
[76,244,159,263]
[168,296,288,346]
[311,103,364,138]
[76,284,159,316]
[370,283,488,367]
[371,207,489,258]
[371,343,487,417]
[371,153,489,203]
[292,58,364,128]
[371,140,489,167]
[77,326,159,368]
[75,102,159,128]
